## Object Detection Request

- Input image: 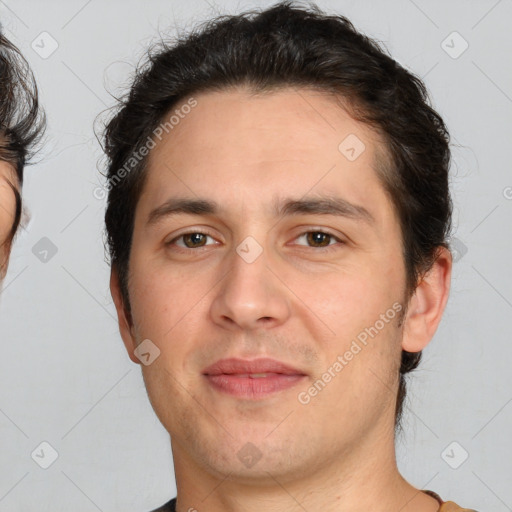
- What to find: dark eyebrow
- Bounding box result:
[147,198,218,226]
[274,196,374,224]
[146,196,374,227]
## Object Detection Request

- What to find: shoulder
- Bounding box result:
[423,490,478,512]
[440,501,479,512]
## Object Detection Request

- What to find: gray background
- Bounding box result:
[0,0,510,510]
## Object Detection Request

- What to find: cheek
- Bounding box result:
[0,199,15,246]
[129,262,204,426]
[0,207,15,278]
[128,256,213,361]
[307,262,404,337]
[129,260,185,329]
[306,301,402,422]
[302,258,404,400]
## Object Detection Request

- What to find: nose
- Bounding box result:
[209,241,291,331]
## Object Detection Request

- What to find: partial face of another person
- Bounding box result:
[1,31,44,285]
[112,87,447,482]
[0,160,18,279]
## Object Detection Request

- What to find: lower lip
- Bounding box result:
[204,373,306,399]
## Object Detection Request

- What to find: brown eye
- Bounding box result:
[181,233,208,248]
[295,230,341,249]
[166,231,217,250]
[306,231,332,247]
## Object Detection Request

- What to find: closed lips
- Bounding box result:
[202,358,306,376]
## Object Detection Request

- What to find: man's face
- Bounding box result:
[121,87,409,481]
[0,161,18,279]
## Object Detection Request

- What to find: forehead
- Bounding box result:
[142,87,391,219]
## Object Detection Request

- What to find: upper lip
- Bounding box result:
[202,358,306,376]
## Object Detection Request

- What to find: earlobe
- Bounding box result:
[110,268,141,365]
[401,247,452,353]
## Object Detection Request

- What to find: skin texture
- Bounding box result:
[111,87,452,512]
[0,161,18,280]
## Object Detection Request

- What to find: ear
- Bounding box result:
[110,268,141,365]
[401,246,452,352]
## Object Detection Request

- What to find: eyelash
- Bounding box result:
[166,229,345,253]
